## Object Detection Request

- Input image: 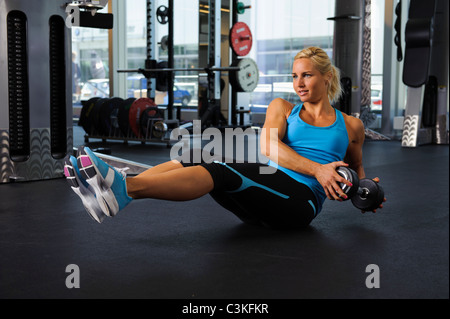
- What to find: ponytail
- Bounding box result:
[329,65,343,103]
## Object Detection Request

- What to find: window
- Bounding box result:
[71,4,110,118]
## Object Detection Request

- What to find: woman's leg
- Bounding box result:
[126,165,214,201]
[137,160,185,177]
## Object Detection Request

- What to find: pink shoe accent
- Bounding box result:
[64,166,70,177]
[80,156,92,168]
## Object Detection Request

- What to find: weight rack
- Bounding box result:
[80,97,179,147]
[82,117,179,147]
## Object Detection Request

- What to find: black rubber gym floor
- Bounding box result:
[0,128,448,299]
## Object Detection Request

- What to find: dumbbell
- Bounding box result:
[336,167,385,212]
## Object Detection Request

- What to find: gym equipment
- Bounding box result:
[329,0,389,141]
[139,106,164,138]
[422,76,438,128]
[328,0,364,116]
[336,166,385,212]
[99,97,124,137]
[156,5,169,25]
[155,61,169,92]
[128,98,157,138]
[394,0,403,62]
[80,96,178,145]
[229,22,253,57]
[90,98,109,136]
[336,77,352,114]
[1,0,72,183]
[401,0,448,147]
[229,58,259,93]
[117,61,258,93]
[159,35,169,51]
[117,98,136,137]
[79,97,101,136]
[236,2,251,14]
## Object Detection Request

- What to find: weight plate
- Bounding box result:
[140,107,164,138]
[351,179,384,212]
[157,5,169,24]
[156,61,169,91]
[336,166,360,199]
[160,35,169,51]
[90,98,109,136]
[99,97,124,137]
[129,98,157,138]
[118,98,136,138]
[230,58,259,92]
[79,97,100,134]
[230,22,253,56]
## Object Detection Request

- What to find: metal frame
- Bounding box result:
[0,0,73,183]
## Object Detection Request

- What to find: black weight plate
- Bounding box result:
[351,179,384,211]
[78,97,100,134]
[156,61,169,91]
[99,97,124,137]
[139,106,164,138]
[90,98,109,136]
[118,98,136,138]
[337,166,360,199]
[109,97,125,137]
[156,5,169,24]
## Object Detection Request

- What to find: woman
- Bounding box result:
[65,47,384,228]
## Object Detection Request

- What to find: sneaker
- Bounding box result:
[77,146,132,217]
[64,155,106,223]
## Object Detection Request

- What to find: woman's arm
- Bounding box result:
[343,115,366,179]
[343,114,386,212]
[260,99,350,200]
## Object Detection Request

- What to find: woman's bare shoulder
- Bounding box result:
[341,112,365,142]
[267,98,295,118]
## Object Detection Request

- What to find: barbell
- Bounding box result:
[117,57,259,93]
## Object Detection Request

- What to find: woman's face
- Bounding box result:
[292,58,330,104]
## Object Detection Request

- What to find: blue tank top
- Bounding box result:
[269,103,349,214]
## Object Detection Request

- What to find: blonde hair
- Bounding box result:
[294,47,342,103]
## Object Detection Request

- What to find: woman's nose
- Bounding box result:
[295,78,304,87]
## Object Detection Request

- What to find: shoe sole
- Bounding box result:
[64,156,105,223]
[77,147,120,217]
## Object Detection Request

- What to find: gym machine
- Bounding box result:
[0,0,73,183]
[400,0,449,147]
[329,0,390,141]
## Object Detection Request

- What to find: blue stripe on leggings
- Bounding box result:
[308,200,317,217]
[214,161,289,199]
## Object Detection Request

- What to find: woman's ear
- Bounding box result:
[325,71,333,86]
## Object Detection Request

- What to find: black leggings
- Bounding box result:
[180,153,318,229]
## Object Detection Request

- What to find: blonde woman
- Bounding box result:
[65,47,384,228]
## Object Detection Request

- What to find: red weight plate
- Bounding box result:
[230,22,253,56]
[129,98,156,138]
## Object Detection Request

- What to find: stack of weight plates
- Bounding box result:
[79,97,165,140]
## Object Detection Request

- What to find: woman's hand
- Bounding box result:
[315,161,353,201]
[361,177,387,214]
